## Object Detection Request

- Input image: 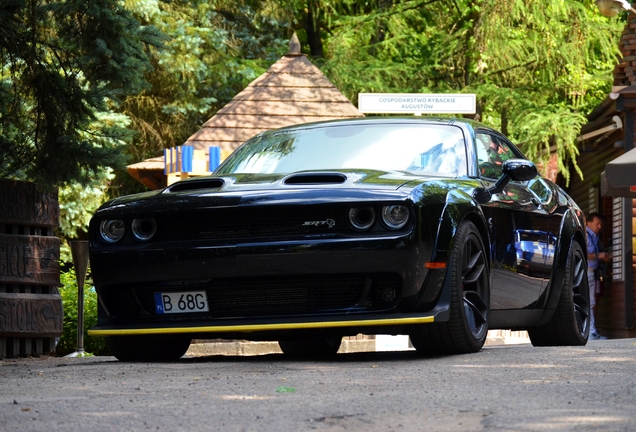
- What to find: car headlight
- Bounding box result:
[99,220,125,243]
[131,218,157,241]
[381,205,409,230]
[348,207,376,231]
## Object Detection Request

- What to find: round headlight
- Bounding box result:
[381,205,410,230]
[99,220,125,243]
[131,218,157,241]
[348,207,376,231]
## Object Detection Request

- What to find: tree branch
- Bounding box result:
[484,59,538,77]
[330,0,445,30]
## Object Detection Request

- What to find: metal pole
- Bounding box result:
[66,240,90,357]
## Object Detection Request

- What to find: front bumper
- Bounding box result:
[88,312,441,339]
[89,234,449,338]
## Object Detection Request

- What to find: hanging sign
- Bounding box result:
[358,93,476,115]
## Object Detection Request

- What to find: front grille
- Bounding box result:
[101,289,140,321]
[202,276,362,316]
[101,273,402,322]
[157,205,349,241]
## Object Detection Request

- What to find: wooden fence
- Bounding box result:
[0,179,62,357]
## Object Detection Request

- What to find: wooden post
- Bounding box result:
[0,179,62,357]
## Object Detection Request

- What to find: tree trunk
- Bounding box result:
[303,0,323,57]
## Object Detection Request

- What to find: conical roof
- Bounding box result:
[183,35,363,154]
[127,35,363,189]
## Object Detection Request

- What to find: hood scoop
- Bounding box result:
[283,172,347,185]
[166,178,225,192]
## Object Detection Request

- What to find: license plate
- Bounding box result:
[154,291,209,314]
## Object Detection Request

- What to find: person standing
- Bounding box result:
[586,212,610,340]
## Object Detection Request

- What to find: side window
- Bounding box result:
[476,133,517,179]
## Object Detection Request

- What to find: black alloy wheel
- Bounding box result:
[461,233,490,341]
[410,220,490,355]
[278,336,342,358]
[528,241,589,346]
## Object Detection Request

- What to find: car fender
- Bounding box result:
[536,208,586,324]
[418,189,491,319]
[433,188,491,264]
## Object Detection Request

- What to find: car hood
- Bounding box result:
[96,170,462,215]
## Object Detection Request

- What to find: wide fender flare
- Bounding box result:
[420,189,490,321]
[432,188,491,265]
[538,208,586,322]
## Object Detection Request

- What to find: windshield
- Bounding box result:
[216,123,468,176]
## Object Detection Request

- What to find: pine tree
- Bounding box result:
[0,0,163,186]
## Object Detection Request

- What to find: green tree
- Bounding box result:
[269,0,624,184]
[465,0,623,183]
[0,0,163,186]
[57,167,114,262]
[112,0,290,196]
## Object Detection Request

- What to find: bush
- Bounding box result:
[56,268,109,356]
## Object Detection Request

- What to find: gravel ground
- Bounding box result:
[1,338,635,431]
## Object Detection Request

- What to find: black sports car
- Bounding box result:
[88,117,590,361]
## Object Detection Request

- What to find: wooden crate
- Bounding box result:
[0,179,62,357]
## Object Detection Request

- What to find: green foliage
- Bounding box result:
[57,168,115,263]
[111,0,289,196]
[3,0,625,193]
[464,0,623,183]
[307,0,624,183]
[0,0,162,186]
[56,268,108,357]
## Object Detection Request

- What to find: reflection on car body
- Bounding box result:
[513,229,556,277]
[87,117,590,361]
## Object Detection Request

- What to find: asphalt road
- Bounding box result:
[1,338,635,431]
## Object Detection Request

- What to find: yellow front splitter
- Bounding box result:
[88,315,435,337]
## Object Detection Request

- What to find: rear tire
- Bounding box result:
[278,337,342,358]
[409,221,490,355]
[528,241,589,346]
[106,335,191,362]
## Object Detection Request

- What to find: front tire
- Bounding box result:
[528,241,589,346]
[278,337,342,358]
[106,335,191,362]
[409,221,490,355]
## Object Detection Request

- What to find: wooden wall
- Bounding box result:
[597,198,636,338]
[563,116,636,338]
[0,179,63,357]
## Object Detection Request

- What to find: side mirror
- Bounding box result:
[473,159,537,204]
[503,159,537,182]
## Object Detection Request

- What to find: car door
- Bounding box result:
[527,176,567,303]
[475,131,549,310]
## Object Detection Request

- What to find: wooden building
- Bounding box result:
[127,34,363,189]
[567,17,636,338]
